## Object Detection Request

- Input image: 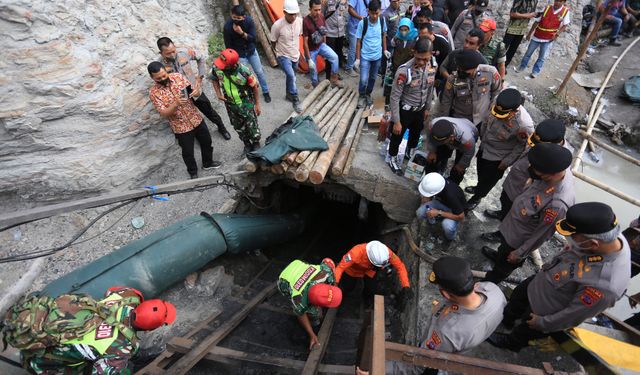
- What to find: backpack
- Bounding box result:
[361,15,386,40]
[1,293,138,354]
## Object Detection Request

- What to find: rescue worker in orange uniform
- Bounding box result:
[335,240,412,309]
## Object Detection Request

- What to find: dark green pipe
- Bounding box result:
[42,212,305,299]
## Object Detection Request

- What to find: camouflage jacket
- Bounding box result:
[277,262,336,316]
[27,288,141,375]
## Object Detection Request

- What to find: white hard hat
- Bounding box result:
[418,172,446,197]
[366,241,390,267]
[283,0,300,14]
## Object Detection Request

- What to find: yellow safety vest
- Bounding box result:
[279,260,322,298]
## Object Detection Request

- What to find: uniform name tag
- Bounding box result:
[95,323,114,340]
[294,266,317,290]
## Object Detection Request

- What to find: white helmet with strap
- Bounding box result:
[366,241,390,267]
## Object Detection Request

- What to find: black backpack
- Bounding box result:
[361,15,386,39]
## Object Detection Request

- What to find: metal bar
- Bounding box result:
[572,170,640,207]
[167,338,354,374]
[577,130,640,167]
[602,311,640,339]
[301,307,339,375]
[384,341,546,375]
[164,285,277,375]
[0,172,248,229]
[371,295,386,375]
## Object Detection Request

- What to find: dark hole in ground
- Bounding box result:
[136,181,408,374]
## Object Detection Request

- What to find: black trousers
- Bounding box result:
[424,146,465,184]
[503,276,550,348]
[470,150,506,202]
[326,36,345,79]
[498,190,513,220]
[175,121,214,175]
[483,234,524,284]
[193,92,225,130]
[341,273,378,299]
[502,33,524,67]
[388,108,426,157]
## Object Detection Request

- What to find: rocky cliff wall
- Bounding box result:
[0,0,225,205]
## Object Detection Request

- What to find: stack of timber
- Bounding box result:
[241,0,278,67]
[244,80,366,184]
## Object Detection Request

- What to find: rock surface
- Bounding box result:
[0,0,224,204]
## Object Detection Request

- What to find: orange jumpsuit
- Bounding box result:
[335,243,411,288]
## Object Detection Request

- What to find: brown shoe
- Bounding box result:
[331,74,344,88]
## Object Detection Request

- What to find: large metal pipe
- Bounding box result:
[42,212,306,299]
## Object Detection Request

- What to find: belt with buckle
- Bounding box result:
[401,103,425,112]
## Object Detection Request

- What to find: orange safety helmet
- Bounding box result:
[214,48,240,70]
[132,299,177,331]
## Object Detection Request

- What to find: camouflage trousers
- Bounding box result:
[226,102,260,144]
[26,344,133,375]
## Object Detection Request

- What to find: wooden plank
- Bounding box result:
[301,307,339,375]
[0,171,248,229]
[163,285,276,375]
[602,311,640,339]
[167,338,354,374]
[385,341,546,375]
[355,313,373,372]
[371,295,386,375]
[134,311,223,375]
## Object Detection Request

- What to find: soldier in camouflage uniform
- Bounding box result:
[277,259,342,350]
[17,287,176,375]
[210,48,263,156]
[478,19,506,78]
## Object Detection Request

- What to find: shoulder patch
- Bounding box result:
[397,73,407,85]
[426,330,442,350]
[580,287,604,307]
[543,208,558,224]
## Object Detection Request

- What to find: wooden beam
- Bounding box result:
[371,295,386,375]
[301,307,339,375]
[602,311,640,339]
[163,285,276,375]
[0,172,248,229]
[167,337,354,374]
[385,341,546,375]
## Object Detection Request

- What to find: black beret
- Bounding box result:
[527,143,572,174]
[429,256,475,295]
[556,202,618,236]
[456,49,484,70]
[531,119,566,145]
[431,119,454,141]
[492,88,523,118]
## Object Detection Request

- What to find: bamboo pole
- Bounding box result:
[243,0,278,67]
[342,117,366,176]
[295,93,355,181]
[309,93,360,184]
[331,108,365,176]
[573,170,640,207]
[578,130,640,167]
[294,90,351,166]
[555,4,613,96]
[285,165,298,179]
[572,102,604,170]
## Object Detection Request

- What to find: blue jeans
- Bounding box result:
[346,31,357,70]
[239,49,269,94]
[277,56,298,96]
[359,58,381,95]
[309,43,340,85]
[416,199,459,240]
[604,14,624,39]
[518,39,553,75]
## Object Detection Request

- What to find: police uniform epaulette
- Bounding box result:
[587,255,603,263]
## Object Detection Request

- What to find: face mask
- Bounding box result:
[400,30,408,37]
[233,19,243,25]
[158,78,170,86]
[527,166,541,180]
[565,236,593,252]
[457,70,469,79]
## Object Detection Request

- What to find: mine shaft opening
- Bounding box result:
[165,180,414,374]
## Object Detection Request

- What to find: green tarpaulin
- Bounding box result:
[248,115,328,164]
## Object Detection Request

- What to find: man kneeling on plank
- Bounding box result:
[277,259,342,350]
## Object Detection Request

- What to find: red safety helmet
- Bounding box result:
[132,299,177,331]
[214,48,239,70]
[308,283,342,309]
